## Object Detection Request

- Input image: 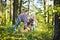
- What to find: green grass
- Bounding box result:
[0,23,54,40]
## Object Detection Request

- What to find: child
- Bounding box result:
[13,10,30,32]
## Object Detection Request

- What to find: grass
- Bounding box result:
[0,23,54,40]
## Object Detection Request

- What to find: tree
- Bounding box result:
[53,0,60,40]
[13,0,18,25]
[54,0,60,5]
[53,12,60,40]
[19,0,22,14]
[0,0,2,25]
[10,0,13,21]
[28,0,30,14]
[47,0,50,23]
[10,0,12,21]
[15,0,18,18]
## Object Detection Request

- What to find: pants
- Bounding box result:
[14,18,21,31]
[31,24,35,30]
[14,18,27,32]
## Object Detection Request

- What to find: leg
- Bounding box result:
[14,18,21,32]
[31,24,35,30]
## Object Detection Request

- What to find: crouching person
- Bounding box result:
[13,10,30,33]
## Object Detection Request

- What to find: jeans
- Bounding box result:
[14,18,27,32]
[14,18,21,32]
[31,24,35,30]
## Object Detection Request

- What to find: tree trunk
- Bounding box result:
[0,0,2,25]
[54,0,60,40]
[19,0,22,14]
[53,13,60,40]
[54,0,60,5]
[47,10,49,23]
[10,0,13,23]
[15,0,18,18]
[13,0,18,25]
[10,0,12,21]
[28,0,30,14]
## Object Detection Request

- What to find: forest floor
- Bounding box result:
[0,23,53,40]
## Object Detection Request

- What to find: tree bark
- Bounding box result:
[53,13,60,40]
[54,0,60,40]
[19,0,22,14]
[16,0,18,18]
[10,0,12,21]
[13,0,18,25]
[28,0,30,14]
